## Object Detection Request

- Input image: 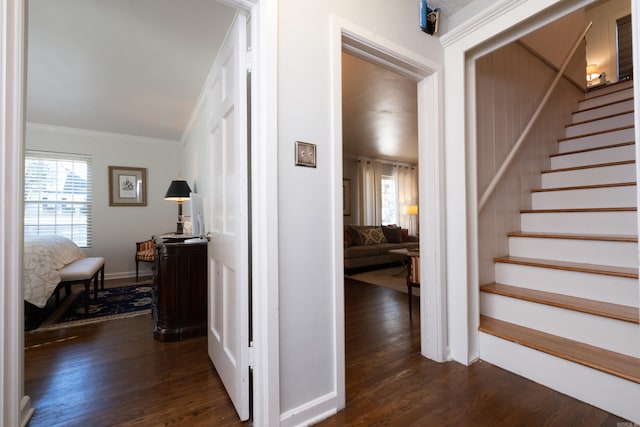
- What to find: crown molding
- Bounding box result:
[26,122,180,146]
[440,0,527,48]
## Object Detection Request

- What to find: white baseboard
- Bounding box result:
[280,392,339,427]
[104,270,152,281]
[21,395,34,427]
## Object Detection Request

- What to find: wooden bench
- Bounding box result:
[55,257,105,314]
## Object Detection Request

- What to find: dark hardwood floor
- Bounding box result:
[24,278,627,426]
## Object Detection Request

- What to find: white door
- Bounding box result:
[207,13,251,421]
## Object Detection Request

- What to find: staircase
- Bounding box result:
[478,80,640,423]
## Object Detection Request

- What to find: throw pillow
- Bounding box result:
[343,226,353,247]
[382,225,403,243]
[401,228,410,242]
[347,225,364,246]
[360,227,387,245]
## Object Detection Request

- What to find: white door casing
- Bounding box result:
[207,12,251,421]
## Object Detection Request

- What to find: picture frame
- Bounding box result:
[343,179,351,216]
[108,166,147,206]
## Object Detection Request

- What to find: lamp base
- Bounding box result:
[176,222,184,234]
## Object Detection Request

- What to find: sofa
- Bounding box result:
[344,224,419,272]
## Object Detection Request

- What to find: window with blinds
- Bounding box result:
[617,14,633,81]
[24,151,93,247]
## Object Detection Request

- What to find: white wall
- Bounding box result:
[25,124,182,278]
[277,0,443,422]
[476,41,583,284]
[181,103,211,220]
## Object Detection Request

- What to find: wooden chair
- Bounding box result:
[135,239,155,281]
[406,252,420,319]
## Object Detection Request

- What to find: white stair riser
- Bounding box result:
[494,262,639,307]
[532,186,637,209]
[480,293,640,358]
[541,163,635,187]
[479,332,640,424]
[573,99,634,123]
[565,112,634,138]
[551,145,635,169]
[581,87,634,109]
[558,127,634,153]
[508,236,638,268]
[521,211,638,235]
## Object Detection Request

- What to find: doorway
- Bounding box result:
[330,18,448,409]
[2,0,279,425]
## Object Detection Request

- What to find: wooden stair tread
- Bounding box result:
[558,125,633,142]
[567,110,634,127]
[542,160,634,174]
[480,283,639,324]
[531,182,636,192]
[573,96,633,115]
[507,231,637,242]
[584,81,633,98]
[551,141,635,157]
[479,315,640,384]
[493,256,638,279]
[521,207,637,213]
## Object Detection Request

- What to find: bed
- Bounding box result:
[23,235,85,308]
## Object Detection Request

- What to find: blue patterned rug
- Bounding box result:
[34,283,153,331]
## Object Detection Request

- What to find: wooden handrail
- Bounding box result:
[478,22,593,211]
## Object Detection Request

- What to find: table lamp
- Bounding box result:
[164,177,192,234]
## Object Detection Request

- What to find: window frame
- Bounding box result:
[24,150,93,248]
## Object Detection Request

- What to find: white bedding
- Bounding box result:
[23,235,85,308]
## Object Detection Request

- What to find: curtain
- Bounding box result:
[357,160,382,225]
[395,165,418,233]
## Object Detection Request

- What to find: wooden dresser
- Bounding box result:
[152,237,207,341]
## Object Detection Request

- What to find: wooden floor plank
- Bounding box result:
[23,278,630,426]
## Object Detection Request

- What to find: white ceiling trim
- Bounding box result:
[26,122,180,146]
[440,0,527,47]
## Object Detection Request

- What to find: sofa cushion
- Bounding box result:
[360,227,387,245]
[344,226,354,248]
[347,225,364,246]
[344,245,381,259]
[382,225,403,243]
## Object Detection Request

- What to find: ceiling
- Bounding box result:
[27,0,236,142]
[27,0,475,150]
[342,53,419,164]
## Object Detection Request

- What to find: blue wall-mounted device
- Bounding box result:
[420,0,441,36]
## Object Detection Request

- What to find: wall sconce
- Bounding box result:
[164,177,192,234]
[586,64,601,86]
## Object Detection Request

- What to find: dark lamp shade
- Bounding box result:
[164,180,192,201]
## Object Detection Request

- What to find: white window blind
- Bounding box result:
[24,150,93,247]
[617,14,633,81]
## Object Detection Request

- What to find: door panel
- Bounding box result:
[207,13,250,421]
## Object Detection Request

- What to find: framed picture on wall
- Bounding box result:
[109,166,147,206]
[343,179,351,216]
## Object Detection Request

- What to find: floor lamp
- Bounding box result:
[405,204,418,236]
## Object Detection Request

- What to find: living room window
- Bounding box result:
[381,175,398,225]
[24,150,93,247]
